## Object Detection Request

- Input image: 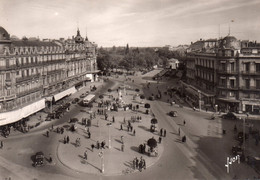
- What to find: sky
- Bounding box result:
[0,0,260,47]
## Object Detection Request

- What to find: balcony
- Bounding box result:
[240,86,260,91]
[217,70,237,75]
[17,86,43,97]
[16,73,41,83]
[218,85,238,90]
[241,71,260,75]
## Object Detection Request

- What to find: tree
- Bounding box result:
[125,43,129,55]
[147,137,157,152]
[144,103,150,114]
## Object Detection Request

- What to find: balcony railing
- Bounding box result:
[240,86,260,91]
[17,86,43,97]
[217,70,237,74]
[241,71,260,75]
[16,73,41,83]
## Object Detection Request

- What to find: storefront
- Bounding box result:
[0,99,45,126]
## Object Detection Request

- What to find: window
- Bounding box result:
[26,57,29,64]
[256,79,260,89]
[230,62,235,72]
[221,79,225,86]
[245,79,250,89]
[31,69,34,74]
[245,63,250,72]
[230,79,235,88]
[229,91,235,97]
[6,73,11,80]
[221,63,226,71]
[231,50,234,56]
[256,63,260,72]
[16,71,19,75]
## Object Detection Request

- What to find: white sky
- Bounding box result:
[0,0,260,47]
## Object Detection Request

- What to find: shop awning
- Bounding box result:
[21,99,46,118]
[218,98,239,103]
[185,87,199,96]
[0,99,46,126]
[54,87,77,101]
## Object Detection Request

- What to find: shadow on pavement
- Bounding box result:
[114,139,122,144]
[114,147,121,151]
[130,146,139,153]
[124,161,133,168]
[138,125,150,132]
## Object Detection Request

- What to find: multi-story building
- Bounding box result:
[0,26,98,126]
[183,35,260,114]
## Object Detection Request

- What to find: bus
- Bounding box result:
[83,94,95,106]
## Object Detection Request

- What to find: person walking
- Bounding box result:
[183,120,186,126]
[46,130,49,137]
[88,132,91,139]
[178,128,180,136]
[135,157,139,169]
[67,135,70,144]
[158,136,162,143]
[121,144,125,152]
[160,128,163,136]
[120,124,123,131]
[121,136,124,144]
[133,158,136,170]
[0,141,3,149]
[84,150,88,160]
[164,129,166,137]
[91,144,95,151]
[64,136,67,144]
[133,129,136,136]
[112,116,115,123]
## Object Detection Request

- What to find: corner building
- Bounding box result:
[0,26,98,126]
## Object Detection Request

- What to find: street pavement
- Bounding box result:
[1,69,260,180]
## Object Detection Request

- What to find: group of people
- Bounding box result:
[63,135,70,144]
[133,156,146,172]
[160,128,167,137]
[96,140,106,149]
[131,116,142,122]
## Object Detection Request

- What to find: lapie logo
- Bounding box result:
[225,155,240,173]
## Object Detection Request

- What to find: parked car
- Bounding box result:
[72,98,79,104]
[232,145,244,156]
[34,151,44,167]
[80,93,87,98]
[169,111,178,117]
[221,112,237,120]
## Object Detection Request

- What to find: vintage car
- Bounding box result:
[169,111,178,117]
[34,151,44,167]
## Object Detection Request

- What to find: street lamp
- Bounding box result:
[99,150,104,173]
[198,90,201,111]
[107,123,112,149]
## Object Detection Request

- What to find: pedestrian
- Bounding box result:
[139,159,143,172]
[49,154,52,163]
[136,158,139,169]
[133,158,136,170]
[127,126,129,132]
[112,116,115,123]
[84,150,88,160]
[158,136,162,143]
[133,129,136,136]
[178,128,180,136]
[183,120,186,126]
[67,135,70,144]
[88,132,91,138]
[143,159,146,170]
[121,136,124,144]
[164,129,166,137]
[46,130,49,137]
[143,143,146,153]
[97,120,99,127]
[91,144,95,151]
[51,124,54,131]
[121,144,125,152]
[120,124,123,130]
[0,141,3,149]
[130,126,133,132]
[182,136,186,142]
[124,117,126,124]
[64,136,67,144]
[160,128,163,136]
[97,141,100,149]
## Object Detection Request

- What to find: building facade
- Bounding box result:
[0,26,98,126]
[183,36,260,114]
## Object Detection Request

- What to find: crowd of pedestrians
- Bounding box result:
[133,156,146,172]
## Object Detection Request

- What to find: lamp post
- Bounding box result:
[99,151,104,173]
[107,123,112,149]
[198,90,201,111]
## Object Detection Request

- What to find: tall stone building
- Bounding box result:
[0,26,98,126]
[183,36,260,114]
